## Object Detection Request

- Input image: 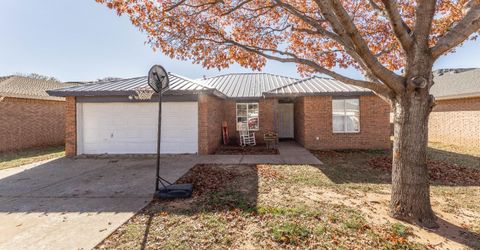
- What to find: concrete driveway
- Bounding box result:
[0,142,320,250]
[0,156,196,250]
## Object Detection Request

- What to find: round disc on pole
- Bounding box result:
[148,65,169,93]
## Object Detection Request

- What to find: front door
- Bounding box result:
[277,103,294,138]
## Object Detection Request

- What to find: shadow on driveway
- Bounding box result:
[0,156,195,249]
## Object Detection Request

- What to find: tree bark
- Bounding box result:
[390,67,438,228]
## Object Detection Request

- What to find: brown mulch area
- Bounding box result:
[368,156,480,186]
[215,145,278,155]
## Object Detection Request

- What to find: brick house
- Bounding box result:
[0,76,78,152]
[429,68,480,149]
[48,73,391,156]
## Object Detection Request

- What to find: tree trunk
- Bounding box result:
[390,77,438,228]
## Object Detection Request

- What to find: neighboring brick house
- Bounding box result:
[48,73,391,156]
[429,68,480,149]
[0,76,78,152]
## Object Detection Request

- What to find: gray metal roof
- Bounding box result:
[431,68,480,99]
[265,76,372,97]
[0,76,78,101]
[48,73,223,97]
[47,72,375,99]
[197,73,298,98]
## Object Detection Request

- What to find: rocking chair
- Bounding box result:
[238,124,256,146]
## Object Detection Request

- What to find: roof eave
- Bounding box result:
[434,92,480,100]
[263,91,373,98]
[47,88,225,98]
[0,92,65,101]
[226,96,265,101]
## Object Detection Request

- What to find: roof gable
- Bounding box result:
[265,76,371,97]
[197,73,298,98]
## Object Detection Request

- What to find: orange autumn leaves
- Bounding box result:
[96,0,476,74]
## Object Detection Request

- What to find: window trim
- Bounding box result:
[332,98,360,134]
[236,102,260,131]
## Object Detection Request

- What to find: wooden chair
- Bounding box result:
[238,124,256,146]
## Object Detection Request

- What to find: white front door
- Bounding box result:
[77,102,198,154]
[277,103,294,138]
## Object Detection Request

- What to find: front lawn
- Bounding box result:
[97,144,480,249]
[0,146,65,170]
[427,141,480,170]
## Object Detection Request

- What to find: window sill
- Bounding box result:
[332,131,361,134]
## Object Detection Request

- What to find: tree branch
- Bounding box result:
[412,0,436,52]
[274,0,401,95]
[378,0,413,50]
[431,1,480,59]
[323,0,405,93]
[220,0,253,16]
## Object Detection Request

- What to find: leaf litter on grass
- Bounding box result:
[368,156,480,186]
[97,164,427,250]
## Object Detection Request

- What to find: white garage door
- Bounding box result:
[77,102,198,154]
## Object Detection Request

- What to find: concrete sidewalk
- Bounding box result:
[197,141,323,165]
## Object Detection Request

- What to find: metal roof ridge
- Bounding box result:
[169,72,196,83]
[197,72,299,81]
[75,77,144,89]
[189,78,214,90]
[266,76,317,94]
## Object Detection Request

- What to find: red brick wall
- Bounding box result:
[223,98,275,145]
[65,96,76,156]
[429,97,480,149]
[296,95,391,150]
[258,98,275,144]
[294,97,306,146]
[198,94,225,154]
[224,100,237,144]
[0,97,65,152]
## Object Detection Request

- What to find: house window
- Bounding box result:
[236,103,259,131]
[332,98,360,133]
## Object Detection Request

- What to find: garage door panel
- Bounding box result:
[78,102,198,154]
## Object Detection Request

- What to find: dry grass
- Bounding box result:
[427,141,480,169]
[97,142,480,250]
[0,146,64,170]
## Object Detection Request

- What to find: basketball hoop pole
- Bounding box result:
[155,82,162,191]
[149,65,193,199]
[154,72,171,191]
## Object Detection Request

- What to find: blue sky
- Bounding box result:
[1,0,479,82]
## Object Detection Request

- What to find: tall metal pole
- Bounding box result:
[155,91,162,191]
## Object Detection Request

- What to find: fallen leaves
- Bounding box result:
[257,164,283,180]
[367,156,480,186]
[97,157,479,250]
[313,150,345,159]
[176,164,253,195]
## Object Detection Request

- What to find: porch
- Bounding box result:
[199,141,322,165]
[223,97,301,146]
